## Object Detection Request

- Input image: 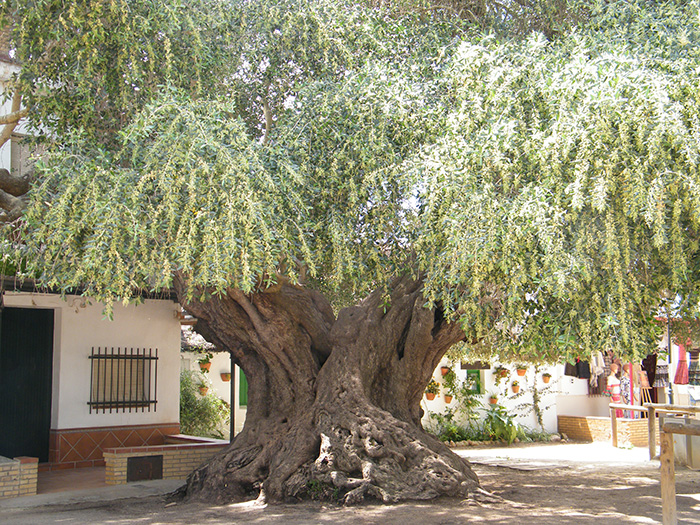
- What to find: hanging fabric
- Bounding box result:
[589,351,605,389]
[642,353,657,388]
[576,359,591,379]
[564,362,577,376]
[653,353,669,388]
[674,342,689,385]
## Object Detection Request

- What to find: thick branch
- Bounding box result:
[262,96,272,145]
[0,168,30,196]
[0,91,24,149]
[0,188,25,221]
[0,107,28,126]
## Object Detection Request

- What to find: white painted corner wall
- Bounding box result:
[4,292,181,429]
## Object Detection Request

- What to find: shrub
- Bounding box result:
[180,370,230,439]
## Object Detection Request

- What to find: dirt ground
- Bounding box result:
[2,443,699,524]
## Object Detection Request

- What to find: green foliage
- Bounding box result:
[511,367,555,429]
[428,409,477,442]
[427,405,552,444]
[179,370,230,439]
[442,367,457,392]
[306,479,341,501]
[5,0,700,364]
[493,366,509,386]
[483,404,519,444]
[197,351,213,366]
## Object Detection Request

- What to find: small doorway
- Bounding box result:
[0,307,55,462]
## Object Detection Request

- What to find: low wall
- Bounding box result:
[104,438,228,485]
[49,423,180,470]
[558,415,657,448]
[0,456,38,500]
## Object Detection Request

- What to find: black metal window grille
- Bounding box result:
[88,347,158,413]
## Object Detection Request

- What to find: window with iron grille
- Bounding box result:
[88,347,158,413]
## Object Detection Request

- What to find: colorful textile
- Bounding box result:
[621,375,631,405]
[689,352,700,386]
[653,363,669,388]
[674,344,689,385]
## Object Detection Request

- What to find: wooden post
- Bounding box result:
[648,406,657,459]
[685,416,694,469]
[660,430,676,525]
[611,406,618,448]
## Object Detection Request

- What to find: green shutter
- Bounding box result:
[466,369,483,394]
[239,369,248,406]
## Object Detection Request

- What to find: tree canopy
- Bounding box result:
[5,0,700,362]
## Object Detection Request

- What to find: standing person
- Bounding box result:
[608,363,623,418]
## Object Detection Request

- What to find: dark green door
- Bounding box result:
[0,307,54,462]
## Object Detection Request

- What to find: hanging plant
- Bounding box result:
[198,351,214,373]
[425,378,440,400]
[493,365,510,386]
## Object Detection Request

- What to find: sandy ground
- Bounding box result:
[1,442,699,524]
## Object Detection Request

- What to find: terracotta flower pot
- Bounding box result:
[199,387,209,395]
[220,372,231,382]
[489,397,498,404]
[440,366,450,376]
[516,368,526,376]
[199,362,211,372]
[512,385,520,393]
[542,375,551,383]
[425,393,436,400]
[444,395,453,403]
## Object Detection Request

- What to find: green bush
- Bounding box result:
[483,404,519,444]
[179,370,230,439]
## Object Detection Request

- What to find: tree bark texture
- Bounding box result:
[175,274,479,505]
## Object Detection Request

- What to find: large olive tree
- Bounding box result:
[3,0,700,505]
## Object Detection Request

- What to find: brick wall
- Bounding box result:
[558,415,611,442]
[48,423,180,470]
[0,456,38,500]
[104,442,227,485]
[558,415,659,448]
[619,418,658,448]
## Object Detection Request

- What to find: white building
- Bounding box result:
[0,288,182,468]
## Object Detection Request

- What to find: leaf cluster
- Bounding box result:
[8,0,700,364]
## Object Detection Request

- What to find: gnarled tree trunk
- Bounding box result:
[175,274,479,505]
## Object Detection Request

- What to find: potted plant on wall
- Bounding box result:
[443,368,458,403]
[488,392,498,404]
[198,377,209,395]
[516,364,527,376]
[425,379,440,400]
[493,365,509,386]
[220,372,231,382]
[198,352,213,372]
[440,365,451,376]
[542,372,552,384]
[511,380,520,394]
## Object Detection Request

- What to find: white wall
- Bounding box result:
[4,292,181,429]
[421,359,563,432]
[421,360,608,434]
